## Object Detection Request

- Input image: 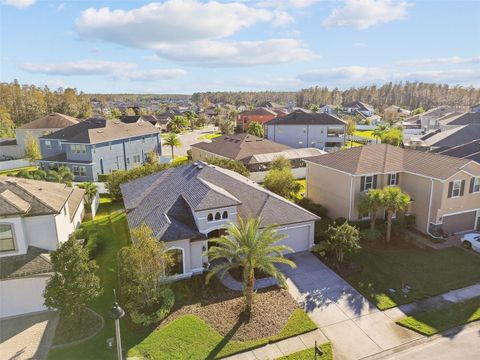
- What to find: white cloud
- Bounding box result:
[322,0,410,29]
[76,0,272,48]
[257,0,318,9]
[2,0,36,9]
[155,39,317,66]
[273,10,295,27]
[398,55,480,66]
[20,60,186,81]
[298,65,480,86]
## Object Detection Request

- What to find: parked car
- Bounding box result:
[461,233,480,253]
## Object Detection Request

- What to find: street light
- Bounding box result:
[109,289,125,360]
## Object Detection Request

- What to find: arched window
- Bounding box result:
[207,213,213,222]
[167,248,184,275]
[222,211,228,219]
[215,212,221,220]
[0,223,15,252]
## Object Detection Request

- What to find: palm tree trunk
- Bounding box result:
[386,212,393,242]
[171,145,174,159]
[245,268,255,314]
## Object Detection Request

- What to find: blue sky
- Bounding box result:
[1,0,479,94]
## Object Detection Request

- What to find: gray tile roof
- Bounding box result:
[0,247,52,279]
[421,124,480,148]
[41,117,159,144]
[121,163,318,242]
[439,112,480,126]
[0,176,84,217]
[265,109,345,126]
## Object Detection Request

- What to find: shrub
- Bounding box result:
[97,174,109,182]
[128,288,175,326]
[325,222,361,263]
[314,218,335,243]
[205,157,249,177]
[335,217,347,224]
[297,198,328,218]
[360,228,382,242]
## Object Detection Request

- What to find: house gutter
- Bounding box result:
[348,175,353,220]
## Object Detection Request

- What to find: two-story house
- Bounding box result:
[0,177,85,318]
[305,144,480,235]
[121,162,318,279]
[236,108,278,131]
[343,101,375,117]
[265,109,346,151]
[38,118,161,181]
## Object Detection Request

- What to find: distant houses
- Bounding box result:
[265,109,346,151]
[0,177,85,318]
[120,114,171,132]
[38,118,161,182]
[236,108,279,131]
[191,133,325,181]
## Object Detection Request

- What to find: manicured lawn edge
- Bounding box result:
[197,132,222,140]
[278,343,333,360]
[128,309,317,359]
[396,297,480,336]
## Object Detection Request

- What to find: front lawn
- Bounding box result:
[397,296,480,335]
[278,343,333,360]
[339,247,480,310]
[197,132,222,140]
[0,165,38,176]
[353,130,376,139]
[128,309,317,359]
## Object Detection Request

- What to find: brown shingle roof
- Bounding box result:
[19,113,79,129]
[265,109,346,126]
[191,133,291,161]
[0,177,85,217]
[239,108,277,116]
[0,247,52,279]
[306,144,475,180]
[42,117,159,144]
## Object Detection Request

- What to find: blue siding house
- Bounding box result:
[38,118,161,181]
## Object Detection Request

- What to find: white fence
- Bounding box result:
[249,167,306,183]
[355,125,377,131]
[0,159,32,171]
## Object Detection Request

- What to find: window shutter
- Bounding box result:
[360,176,365,191]
[396,173,400,185]
[373,175,378,189]
[447,181,453,198]
[470,178,474,193]
[387,174,391,185]
[460,180,465,196]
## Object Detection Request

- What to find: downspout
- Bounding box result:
[426,178,442,239]
[348,175,353,220]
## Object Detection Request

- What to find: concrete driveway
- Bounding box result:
[161,125,217,158]
[279,252,421,360]
[0,311,58,360]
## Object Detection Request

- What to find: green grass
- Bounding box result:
[278,343,333,360]
[128,309,317,359]
[197,132,222,140]
[173,156,189,163]
[344,247,480,310]
[48,198,149,360]
[397,297,480,336]
[0,165,38,176]
[353,130,376,139]
[295,179,306,201]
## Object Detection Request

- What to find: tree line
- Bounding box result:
[0,80,93,135]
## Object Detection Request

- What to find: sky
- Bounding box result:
[1,0,479,94]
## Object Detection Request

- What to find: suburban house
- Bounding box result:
[438,112,480,130]
[0,113,79,159]
[38,118,161,181]
[121,114,171,132]
[236,108,279,131]
[402,106,467,132]
[319,104,337,114]
[190,133,325,181]
[383,105,411,123]
[305,144,480,235]
[343,101,375,117]
[120,162,319,279]
[265,109,346,151]
[0,177,85,318]
[471,104,480,113]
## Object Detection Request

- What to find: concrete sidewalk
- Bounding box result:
[384,283,480,321]
[278,252,422,360]
[223,329,328,360]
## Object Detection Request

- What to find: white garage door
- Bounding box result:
[0,276,50,319]
[276,224,311,253]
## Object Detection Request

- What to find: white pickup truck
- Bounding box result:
[461,233,480,253]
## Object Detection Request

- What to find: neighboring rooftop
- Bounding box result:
[41,117,159,144]
[246,148,326,165]
[306,143,477,180]
[265,109,346,126]
[420,124,480,148]
[344,101,374,112]
[431,139,480,163]
[0,247,52,279]
[19,113,79,130]
[121,162,318,242]
[191,133,291,161]
[439,112,480,126]
[0,176,85,217]
[120,114,171,126]
[239,108,277,116]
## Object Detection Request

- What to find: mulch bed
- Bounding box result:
[320,255,362,278]
[228,267,271,282]
[163,288,298,341]
[53,308,103,346]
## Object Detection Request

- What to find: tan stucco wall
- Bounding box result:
[191,147,229,162]
[306,163,352,219]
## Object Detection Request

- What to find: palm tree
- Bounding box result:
[381,187,410,242]
[246,121,264,137]
[373,124,390,143]
[163,133,181,160]
[358,189,384,231]
[206,218,296,314]
[78,182,98,211]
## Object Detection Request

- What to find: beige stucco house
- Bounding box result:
[305,144,480,235]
